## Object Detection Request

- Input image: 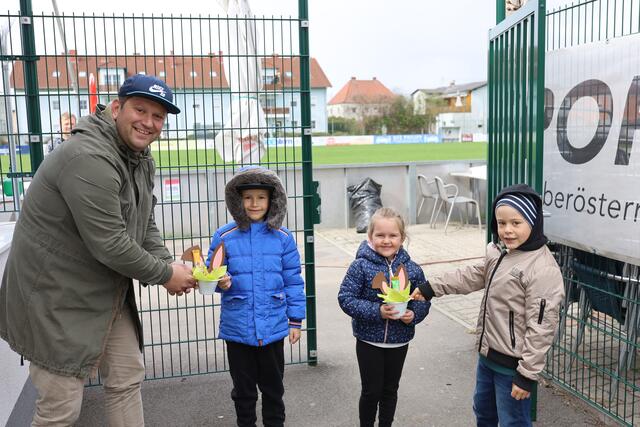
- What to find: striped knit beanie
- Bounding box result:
[495,193,537,228]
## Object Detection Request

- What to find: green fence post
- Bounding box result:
[533,0,545,193]
[298,0,318,366]
[497,0,506,24]
[19,0,43,172]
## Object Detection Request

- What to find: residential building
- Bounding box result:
[327,77,396,121]
[259,55,331,133]
[9,51,331,140]
[412,81,487,142]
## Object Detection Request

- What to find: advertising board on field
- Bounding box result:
[264,134,444,148]
[544,34,640,265]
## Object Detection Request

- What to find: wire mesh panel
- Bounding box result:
[548,245,640,425]
[0,11,37,214]
[0,6,317,381]
[542,1,640,424]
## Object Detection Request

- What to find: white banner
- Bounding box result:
[544,34,640,265]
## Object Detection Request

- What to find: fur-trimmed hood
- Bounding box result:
[225,166,287,230]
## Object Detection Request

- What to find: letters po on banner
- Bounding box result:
[544,34,640,265]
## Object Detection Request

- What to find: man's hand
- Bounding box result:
[400,309,414,325]
[411,288,425,301]
[289,328,301,345]
[511,383,530,400]
[380,304,399,320]
[163,263,196,296]
[217,274,231,291]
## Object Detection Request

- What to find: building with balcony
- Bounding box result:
[412,80,487,142]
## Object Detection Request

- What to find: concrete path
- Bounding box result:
[74,225,603,426]
[5,224,606,426]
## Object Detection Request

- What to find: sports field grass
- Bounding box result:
[0,142,487,173]
[310,142,487,165]
[150,142,487,168]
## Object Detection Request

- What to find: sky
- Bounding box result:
[11,0,571,98]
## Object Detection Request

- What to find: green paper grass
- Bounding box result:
[193,265,227,282]
[378,282,411,303]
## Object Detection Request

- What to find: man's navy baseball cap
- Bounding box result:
[118,74,181,114]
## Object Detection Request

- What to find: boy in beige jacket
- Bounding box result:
[413,184,564,426]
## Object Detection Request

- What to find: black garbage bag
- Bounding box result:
[347,178,383,233]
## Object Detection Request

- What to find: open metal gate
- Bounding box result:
[0,0,319,381]
[488,0,546,207]
[491,1,640,424]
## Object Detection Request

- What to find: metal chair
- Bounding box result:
[416,174,442,228]
[433,176,482,234]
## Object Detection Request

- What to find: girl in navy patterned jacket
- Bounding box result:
[338,207,430,427]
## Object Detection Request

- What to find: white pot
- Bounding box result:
[387,301,408,319]
[198,280,219,295]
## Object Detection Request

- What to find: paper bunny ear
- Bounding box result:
[372,272,385,290]
[372,271,390,294]
[181,245,201,262]
[394,264,408,291]
[208,242,226,272]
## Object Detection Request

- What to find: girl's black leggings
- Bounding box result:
[355,339,409,427]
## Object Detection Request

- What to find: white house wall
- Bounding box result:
[311,89,328,132]
[327,102,387,122]
[13,92,89,144]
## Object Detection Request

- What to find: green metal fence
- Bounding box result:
[0,0,318,381]
[491,1,640,425]
[543,1,640,425]
[549,244,640,425]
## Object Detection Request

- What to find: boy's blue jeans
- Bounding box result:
[473,358,532,427]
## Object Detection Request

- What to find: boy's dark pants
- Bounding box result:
[226,340,285,427]
[356,339,409,427]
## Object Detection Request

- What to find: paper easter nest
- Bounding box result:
[372,264,412,304]
[181,243,227,282]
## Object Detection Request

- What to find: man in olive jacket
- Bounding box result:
[0,75,195,426]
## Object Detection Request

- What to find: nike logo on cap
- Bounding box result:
[149,84,167,97]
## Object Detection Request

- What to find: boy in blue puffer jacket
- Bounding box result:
[338,207,430,427]
[206,166,305,427]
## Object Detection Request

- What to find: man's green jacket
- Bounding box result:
[0,105,173,378]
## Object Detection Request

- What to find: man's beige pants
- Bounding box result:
[29,307,145,427]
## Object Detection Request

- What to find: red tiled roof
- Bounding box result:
[328,77,395,105]
[10,53,331,91]
[261,56,331,90]
[11,53,227,91]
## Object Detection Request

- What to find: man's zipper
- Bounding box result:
[478,247,508,352]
